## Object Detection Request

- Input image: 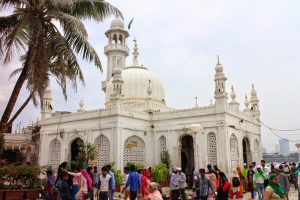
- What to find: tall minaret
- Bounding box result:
[102,16,129,92]
[250,84,260,118]
[41,85,52,120]
[214,56,228,112]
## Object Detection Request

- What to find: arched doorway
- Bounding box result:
[242,137,252,165]
[181,135,194,174]
[71,138,83,162]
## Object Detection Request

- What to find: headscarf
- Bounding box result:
[81,169,92,190]
[149,182,159,190]
[269,173,285,198]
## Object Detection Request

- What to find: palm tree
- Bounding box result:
[0,0,121,134]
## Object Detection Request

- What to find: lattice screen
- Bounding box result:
[124,136,145,166]
[95,135,110,169]
[208,133,217,165]
[49,139,61,171]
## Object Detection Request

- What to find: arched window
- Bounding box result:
[95,135,110,169]
[119,35,123,44]
[49,139,61,171]
[208,133,217,165]
[124,136,145,166]
[230,134,239,168]
[113,34,117,44]
[254,139,260,162]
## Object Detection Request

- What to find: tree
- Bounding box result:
[0,0,121,135]
[75,140,96,169]
[160,150,171,169]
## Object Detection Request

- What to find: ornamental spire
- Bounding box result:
[132,38,139,67]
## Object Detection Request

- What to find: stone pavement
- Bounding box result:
[242,188,298,199]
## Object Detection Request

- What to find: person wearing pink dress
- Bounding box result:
[148,182,163,200]
[206,169,217,200]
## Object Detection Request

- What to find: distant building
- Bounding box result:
[275,144,280,153]
[279,139,290,156]
[263,147,267,154]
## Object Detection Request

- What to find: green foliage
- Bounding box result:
[0,164,41,189]
[125,162,144,171]
[111,168,123,185]
[160,150,171,168]
[75,140,96,169]
[151,163,168,183]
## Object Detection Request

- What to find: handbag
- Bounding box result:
[222,181,231,192]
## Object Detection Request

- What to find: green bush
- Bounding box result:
[125,162,144,171]
[111,168,123,185]
[151,163,168,183]
[160,150,170,168]
[0,164,41,189]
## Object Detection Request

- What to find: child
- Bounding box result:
[98,166,112,200]
[60,171,71,200]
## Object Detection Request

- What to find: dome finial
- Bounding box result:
[230,85,236,102]
[217,55,220,65]
[147,79,152,97]
[132,38,139,67]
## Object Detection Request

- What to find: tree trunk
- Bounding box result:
[8,92,33,126]
[0,58,29,133]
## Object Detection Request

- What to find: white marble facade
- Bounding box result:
[38,17,262,175]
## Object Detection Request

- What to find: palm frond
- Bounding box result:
[47,10,88,39]
[0,0,21,11]
[3,11,29,63]
[66,33,102,71]
[9,67,23,79]
[71,0,122,21]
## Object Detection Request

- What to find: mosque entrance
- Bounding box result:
[181,135,194,174]
[71,138,84,162]
[242,137,252,165]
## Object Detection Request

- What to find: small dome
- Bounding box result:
[114,67,122,75]
[251,84,257,97]
[111,17,124,29]
[230,86,236,100]
[106,66,165,104]
[215,63,223,73]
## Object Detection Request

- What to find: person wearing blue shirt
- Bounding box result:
[106,165,116,200]
[60,171,71,200]
[125,165,141,200]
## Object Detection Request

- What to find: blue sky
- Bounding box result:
[1,0,300,152]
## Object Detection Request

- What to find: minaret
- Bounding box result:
[110,67,124,113]
[243,94,250,112]
[214,56,228,112]
[229,86,239,111]
[102,16,129,92]
[250,84,260,118]
[41,85,52,120]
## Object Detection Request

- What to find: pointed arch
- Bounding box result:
[124,136,145,166]
[95,135,110,169]
[207,132,217,165]
[254,139,260,162]
[230,134,239,168]
[49,139,61,171]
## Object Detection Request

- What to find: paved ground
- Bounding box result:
[116,187,299,200]
[242,188,298,199]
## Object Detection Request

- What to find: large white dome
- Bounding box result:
[105,66,165,105]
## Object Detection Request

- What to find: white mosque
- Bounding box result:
[38,17,262,174]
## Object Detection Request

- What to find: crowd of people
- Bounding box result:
[42,160,300,200]
[43,162,163,200]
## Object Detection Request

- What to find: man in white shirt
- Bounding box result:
[177,168,187,200]
[122,167,130,200]
[170,168,179,200]
[98,167,112,200]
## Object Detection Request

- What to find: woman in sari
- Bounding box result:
[206,169,217,200]
[236,166,244,198]
[264,173,285,200]
[141,169,151,200]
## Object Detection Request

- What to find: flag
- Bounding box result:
[128,17,134,30]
